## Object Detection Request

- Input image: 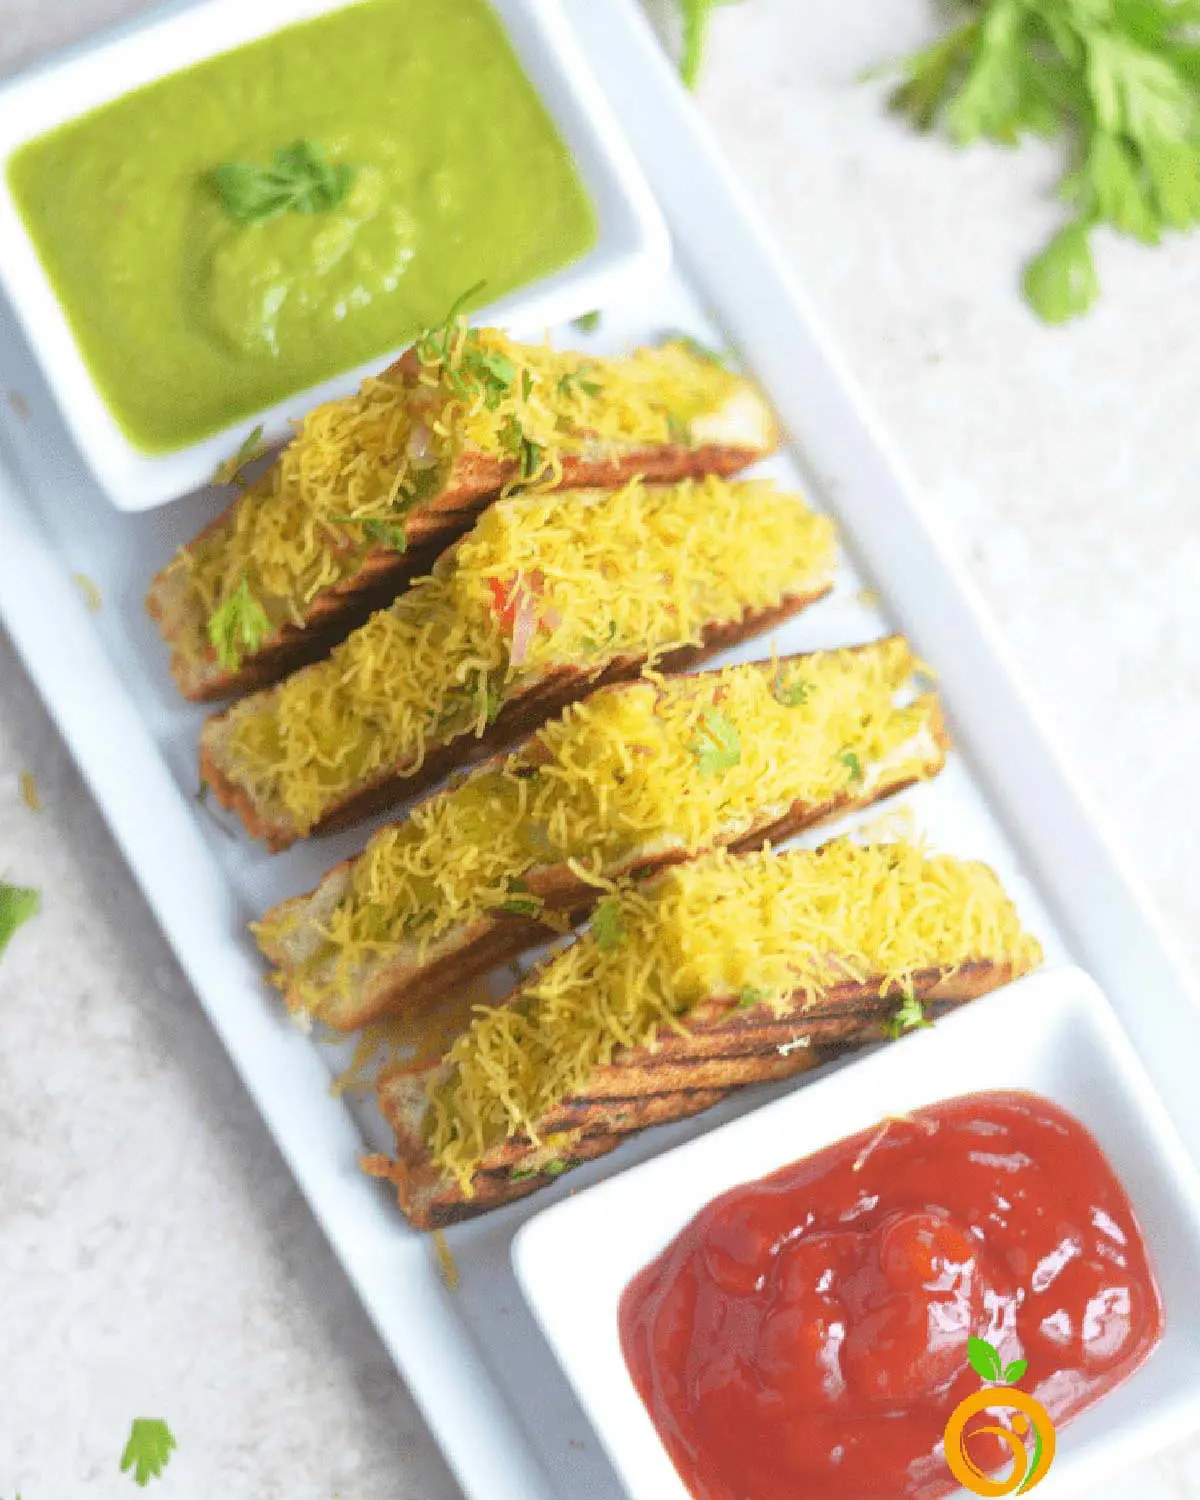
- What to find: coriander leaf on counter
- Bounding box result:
[678,0,748,90]
[214,140,354,225]
[1023,221,1100,323]
[207,575,270,671]
[882,0,1200,321]
[119,1419,176,1487]
[0,883,40,960]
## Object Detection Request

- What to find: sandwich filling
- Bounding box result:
[212,476,837,833]
[424,838,1044,1191]
[257,638,944,1015]
[169,332,761,668]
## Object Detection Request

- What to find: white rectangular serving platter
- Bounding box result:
[1,3,1199,1499]
[0,0,669,512]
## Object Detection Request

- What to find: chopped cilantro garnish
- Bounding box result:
[738,986,766,1010]
[498,416,524,455]
[207,575,270,672]
[518,436,545,483]
[774,676,812,708]
[558,368,603,399]
[592,896,627,952]
[883,991,932,1041]
[573,310,602,333]
[580,620,618,653]
[839,748,865,784]
[689,711,741,777]
[330,516,408,552]
[499,895,543,918]
[212,423,267,486]
[415,280,487,371]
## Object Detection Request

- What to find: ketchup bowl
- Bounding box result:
[512,966,1200,1500]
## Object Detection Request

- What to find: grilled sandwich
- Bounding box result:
[365,836,1043,1228]
[200,475,838,850]
[148,332,778,701]
[256,637,948,1030]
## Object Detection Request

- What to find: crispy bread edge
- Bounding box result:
[276,694,949,1031]
[199,586,833,851]
[150,439,771,702]
[367,958,1026,1228]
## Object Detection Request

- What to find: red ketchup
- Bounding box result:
[620,1091,1164,1500]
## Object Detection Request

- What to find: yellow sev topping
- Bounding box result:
[215,476,836,833]
[172,333,751,656]
[257,638,945,1018]
[425,838,1043,1191]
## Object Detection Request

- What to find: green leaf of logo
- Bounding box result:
[1004,1358,1029,1385]
[967,1335,1004,1383]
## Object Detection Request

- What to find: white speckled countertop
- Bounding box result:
[2,1,1198,1495]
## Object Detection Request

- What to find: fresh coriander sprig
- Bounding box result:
[214,141,353,225]
[883,0,1200,322]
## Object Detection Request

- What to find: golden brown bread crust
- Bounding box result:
[200,587,833,852]
[367,959,1022,1229]
[263,693,950,1031]
[149,439,770,703]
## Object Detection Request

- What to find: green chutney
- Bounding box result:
[7,0,597,452]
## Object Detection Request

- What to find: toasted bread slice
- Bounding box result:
[148,334,778,702]
[257,637,949,1030]
[363,837,1043,1228]
[371,961,1023,1228]
[199,476,837,850]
